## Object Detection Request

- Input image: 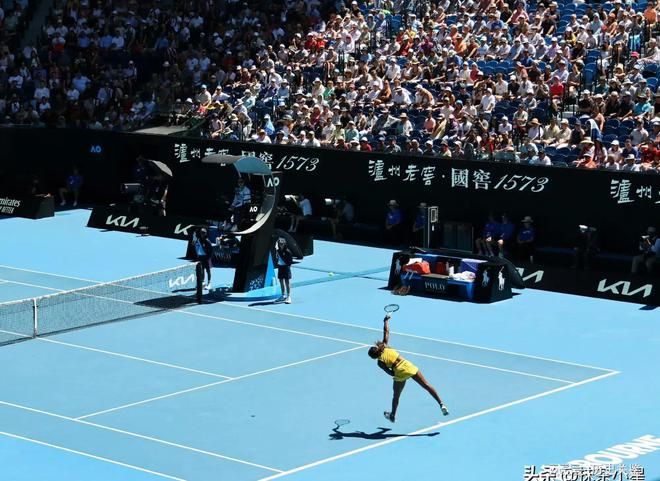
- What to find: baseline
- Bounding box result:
[256,370,621,481]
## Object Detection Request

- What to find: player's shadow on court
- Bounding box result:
[329,427,439,441]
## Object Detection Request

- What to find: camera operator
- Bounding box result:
[572,224,598,269]
[631,226,659,275]
[147,172,169,216]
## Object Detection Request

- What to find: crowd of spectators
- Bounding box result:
[2,0,660,171]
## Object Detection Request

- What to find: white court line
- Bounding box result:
[213,304,618,373]
[0,279,62,292]
[257,370,621,481]
[76,344,369,420]
[397,350,574,384]
[0,326,233,380]
[0,430,186,481]
[0,400,282,474]
[158,310,583,384]
[0,276,605,386]
[40,338,233,380]
[76,345,366,420]
[0,264,618,373]
[0,264,98,283]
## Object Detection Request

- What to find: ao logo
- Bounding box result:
[266,177,280,187]
[248,205,259,213]
[168,274,195,288]
[90,145,102,154]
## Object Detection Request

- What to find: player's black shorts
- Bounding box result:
[277,266,291,280]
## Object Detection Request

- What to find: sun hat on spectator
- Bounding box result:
[388,200,399,206]
[530,118,540,126]
[522,216,534,223]
[580,137,594,146]
[611,140,620,145]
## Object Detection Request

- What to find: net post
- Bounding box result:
[195,262,203,304]
[32,298,38,338]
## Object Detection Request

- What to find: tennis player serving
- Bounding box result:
[368,306,450,422]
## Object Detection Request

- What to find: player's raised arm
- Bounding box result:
[382,313,391,345]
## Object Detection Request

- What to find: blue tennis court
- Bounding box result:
[0,209,658,481]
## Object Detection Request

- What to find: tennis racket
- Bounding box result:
[334,419,350,428]
[384,304,400,314]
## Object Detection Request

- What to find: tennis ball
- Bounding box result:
[328,272,335,276]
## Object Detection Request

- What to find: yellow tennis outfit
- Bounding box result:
[379,347,419,382]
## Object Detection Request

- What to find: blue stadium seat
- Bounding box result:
[605,118,620,128]
[620,119,635,130]
[556,147,571,156]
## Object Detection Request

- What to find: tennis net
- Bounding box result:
[0,263,202,346]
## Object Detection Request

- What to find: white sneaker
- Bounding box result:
[441,404,449,416]
[285,296,292,304]
[73,201,78,207]
[60,201,66,206]
[383,411,395,423]
[278,295,287,302]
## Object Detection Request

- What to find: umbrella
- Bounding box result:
[146,159,173,178]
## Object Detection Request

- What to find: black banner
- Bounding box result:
[87,205,205,239]
[0,194,54,219]
[516,264,659,306]
[2,127,660,253]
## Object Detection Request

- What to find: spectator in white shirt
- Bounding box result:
[480,88,496,116]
